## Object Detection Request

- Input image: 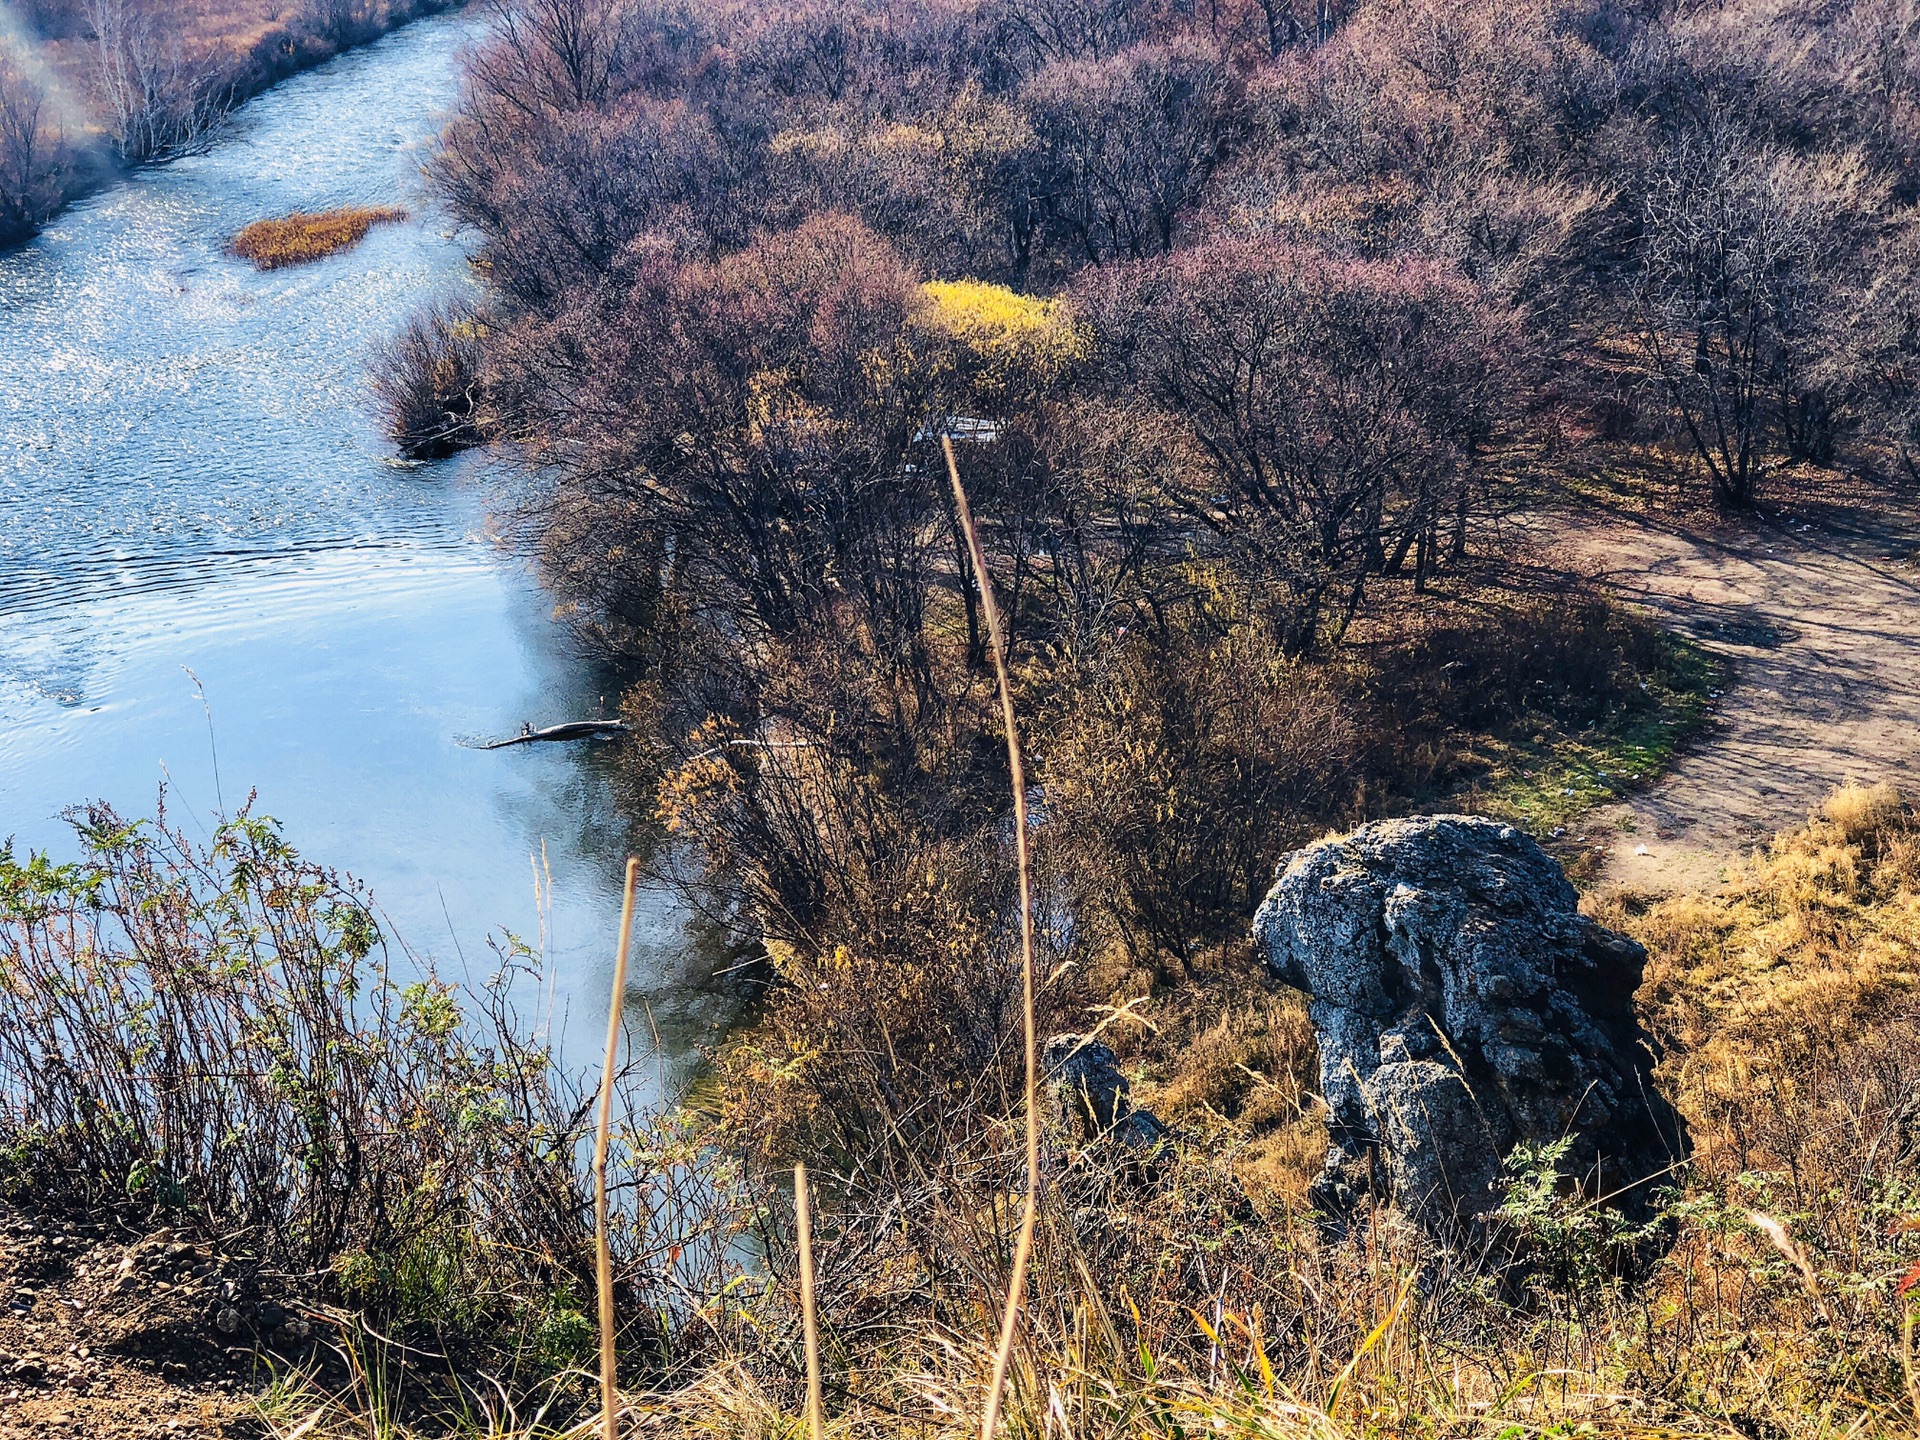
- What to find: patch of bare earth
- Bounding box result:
[0,1202,319,1440]
[1561,474,1920,893]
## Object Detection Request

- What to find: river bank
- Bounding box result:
[3,785,1918,1439]
[0,9,712,1090]
[1,0,465,249]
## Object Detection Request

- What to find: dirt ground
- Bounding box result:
[1559,474,1920,893]
[0,1203,296,1440]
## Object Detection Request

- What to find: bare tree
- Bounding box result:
[1023,38,1237,266]
[0,48,70,245]
[471,0,625,118]
[81,0,226,162]
[1633,123,1876,505]
[300,0,377,45]
[1084,239,1510,652]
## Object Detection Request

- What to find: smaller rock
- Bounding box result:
[1043,1035,1167,1148]
[215,1306,243,1335]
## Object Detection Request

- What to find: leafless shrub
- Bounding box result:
[300,0,379,46]
[0,44,72,245]
[1021,37,1238,265]
[1078,239,1512,653]
[80,0,230,162]
[1039,620,1363,971]
[1633,123,1883,503]
[371,297,490,460]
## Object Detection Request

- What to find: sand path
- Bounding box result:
[1558,488,1920,892]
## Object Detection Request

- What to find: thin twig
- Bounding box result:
[595,858,642,1440]
[796,1162,826,1440]
[943,435,1040,1440]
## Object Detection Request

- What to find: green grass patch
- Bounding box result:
[1471,629,1723,831]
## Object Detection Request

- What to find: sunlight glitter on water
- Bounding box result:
[0,12,712,1088]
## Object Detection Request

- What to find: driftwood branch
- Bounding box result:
[472,720,631,750]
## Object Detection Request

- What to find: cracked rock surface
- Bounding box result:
[1253,815,1686,1241]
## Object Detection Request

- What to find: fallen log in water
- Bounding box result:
[472,720,631,750]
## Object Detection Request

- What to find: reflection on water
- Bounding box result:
[0,12,718,1090]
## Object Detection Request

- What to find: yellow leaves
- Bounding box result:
[745,366,842,449]
[871,121,945,160]
[913,278,1089,400]
[768,125,853,161]
[920,279,1084,361]
[656,726,746,837]
[937,84,1036,168]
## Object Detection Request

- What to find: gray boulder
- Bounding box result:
[1252,816,1684,1241]
[1043,1035,1167,1149]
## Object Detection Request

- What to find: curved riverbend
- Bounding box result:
[0,13,710,1083]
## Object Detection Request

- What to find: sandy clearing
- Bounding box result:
[1558,487,1920,893]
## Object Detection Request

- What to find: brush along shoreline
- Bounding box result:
[2,786,1917,1437]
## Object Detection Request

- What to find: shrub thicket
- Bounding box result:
[0,802,733,1370]
[370,296,490,458]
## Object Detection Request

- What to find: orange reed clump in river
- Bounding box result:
[229,206,407,269]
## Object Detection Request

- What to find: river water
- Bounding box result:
[0,12,713,1082]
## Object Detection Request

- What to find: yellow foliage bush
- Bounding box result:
[914,277,1088,400]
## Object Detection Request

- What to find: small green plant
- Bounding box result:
[1497,1137,1648,1292]
[0,797,725,1373]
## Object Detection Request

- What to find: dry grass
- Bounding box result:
[61,787,1920,1440]
[229,205,406,269]
[1594,785,1920,1215]
[942,434,1041,1440]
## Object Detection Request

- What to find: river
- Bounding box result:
[0,11,716,1086]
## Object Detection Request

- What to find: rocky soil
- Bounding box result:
[0,1203,314,1439]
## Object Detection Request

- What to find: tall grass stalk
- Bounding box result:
[797,1162,826,1440]
[942,435,1039,1440]
[594,858,642,1440]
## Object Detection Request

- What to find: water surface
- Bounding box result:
[0,13,715,1082]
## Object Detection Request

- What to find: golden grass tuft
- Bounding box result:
[1823,779,1909,845]
[228,205,407,269]
[1148,992,1316,1126]
[1604,781,1920,1087]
